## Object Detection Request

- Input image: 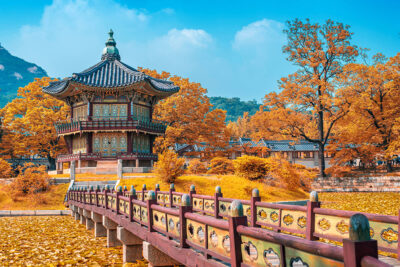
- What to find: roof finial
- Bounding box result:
[101,29,120,61]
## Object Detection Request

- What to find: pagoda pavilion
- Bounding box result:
[43,30,179,174]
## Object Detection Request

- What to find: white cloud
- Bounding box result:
[0,64,4,71]
[9,0,149,78]
[27,66,38,73]
[13,72,23,80]
[157,28,212,50]
[233,19,285,53]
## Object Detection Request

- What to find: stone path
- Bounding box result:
[379,256,400,266]
[0,210,71,217]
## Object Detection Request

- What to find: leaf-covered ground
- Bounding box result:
[320,192,400,216]
[0,216,146,266]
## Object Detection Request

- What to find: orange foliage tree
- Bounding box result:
[329,53,400,171]
[207,157,234,175]
[0,78,69,170]
[138,68,229,158]
[153,149,185,183]
[227,112,253,140]
[251,19,360,177]
[0,158,13,178]
[188,158,208,174]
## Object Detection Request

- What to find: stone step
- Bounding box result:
[96,160,118,168]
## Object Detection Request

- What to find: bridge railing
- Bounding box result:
[67,185,393,266]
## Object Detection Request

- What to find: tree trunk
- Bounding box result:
[318,143,326,177]
[318,109,326,177]
[47,154,56,171]
[386,160,393,172]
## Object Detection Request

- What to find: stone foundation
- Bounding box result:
[312,176,400,192]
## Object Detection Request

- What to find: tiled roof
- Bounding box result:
[240,138,319,151]
[43,59,179,95]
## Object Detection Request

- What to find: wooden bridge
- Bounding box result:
[67,184,396,266]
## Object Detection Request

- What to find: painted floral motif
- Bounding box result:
[318,218,331,231]
[297,216,307,228]
[168,219,175,231]
[263,248,280,267]
[258,209,267,220]
[246,207,251,217]
[197,227,205,243]
[220,203,226,212]
[222,235,230,252]
[283,214,294,226]
[243,241,258,261]
[270,211,279,222]
[336,220,349,235]
[210,231,218,247]
[381,227,398,244]
[290,257,309,267]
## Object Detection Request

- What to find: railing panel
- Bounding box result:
[280,210,307,234]
[186,219,206,248]
[314,214,398,253]
[133,204,142,222]
[284,247,343,267]
[119,199,129,216]
[204,199,215,213]
[219,201,231,217]
[207,226,231,259]
[193,197,204,211]
[167,214,180,237]
[153,210,167,231]
[241,235,282,267]
[256,206,280,228]
[172,194,182,206]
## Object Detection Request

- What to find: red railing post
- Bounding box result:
[155,184,160,201]
[104,185,110,209]
[146,190,157,232]
[116,186,122,214]
[95,185,99,206]
[142,184,146,202]
[228,200,247,267]
[250,188,261,227]
[306,191,320,240]
[169,183,175,207]
[343,214,378,267]
[189,185,196,206]
[214,186,223,219]
[129,186,136,222]
[179,194,192,248]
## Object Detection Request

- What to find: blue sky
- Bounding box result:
[1,0,399,102]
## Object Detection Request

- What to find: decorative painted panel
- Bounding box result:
[186,219,206,248]
[72,135,86,154]
[280,210,307,233]
[132,134,150,153]
[204,199,215,213]
[219,201,231,217]
[167,214,180,237]
[132,104,150,121]
[153,210,167,231]
[256,207,280,227]
[172,195,182,205]
[285,247,343,267]
[119,199,129,215]
[207,226,230,259]
[93,104,128,120]
[133,204,142,221]
[156,193,166,204]
[193,198,204,211]
[314,214,398,252]
[243,204,251,220]
[241,235,281,267]
[73,105,88,121]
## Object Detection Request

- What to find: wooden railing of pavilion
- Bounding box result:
[55,117,167,135]
[57,152,157,162]
[67,184,395,267]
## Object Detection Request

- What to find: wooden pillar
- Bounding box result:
[250,188,261,227]
[179,194,192,248]
[87,102,92,121]
[214,186,222,219]
[306,191,320,240]
[228,200,247,267]
[127,132,132,154]
[86,133,93,154]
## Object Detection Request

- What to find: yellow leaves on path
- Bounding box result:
[0,216,143,266]
[320,192,400,216]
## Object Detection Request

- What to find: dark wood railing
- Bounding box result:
[55,117,167,135]
[57,152,157,162]
[68,185,394,267]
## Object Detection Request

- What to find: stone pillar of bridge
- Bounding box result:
[103,216,121,247]
[117,226,143,263]
[83,209,94,230]
[91,211,107,237]
[78,207,86,225]
[73,205,80,221]
[143,241,180,267]
[70,160,76,181]
[117,159,123,179]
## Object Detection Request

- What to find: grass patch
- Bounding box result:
[320,192,400,216]
[119,174,308,202]
[0,184,69,210]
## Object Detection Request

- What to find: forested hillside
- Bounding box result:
[209,97,260,122]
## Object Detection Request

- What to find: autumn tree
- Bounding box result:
[252,19,360,177]
[227,112,253,140]
[329,53,400,171]
[138,68,230,157]
[0,78,69,169]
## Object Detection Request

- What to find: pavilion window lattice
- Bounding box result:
[73,105,88,121]
[93,133,127,157]
[132,134,150,153]
[132,104,150,121]
[93,104,128,120]
[72,135,86,153]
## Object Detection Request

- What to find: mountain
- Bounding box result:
[0,44,47,107]
[209,96,260,122]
